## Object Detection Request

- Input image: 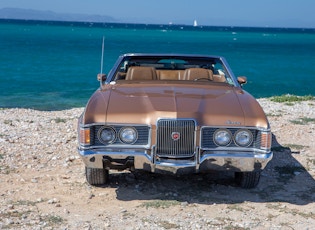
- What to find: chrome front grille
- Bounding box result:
[156,119,196,158]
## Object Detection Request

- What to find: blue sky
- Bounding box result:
[0,0,314,28]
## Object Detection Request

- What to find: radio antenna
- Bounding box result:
[101,36,105,81]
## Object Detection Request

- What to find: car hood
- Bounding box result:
[83,83,268,128]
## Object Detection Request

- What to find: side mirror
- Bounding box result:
[237,76,247,86]
[97,73,107,82]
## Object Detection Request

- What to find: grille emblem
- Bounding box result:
[171,132,180,141]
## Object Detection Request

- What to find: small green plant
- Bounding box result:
[266,113,282,117]
[307,158,315,166]
[272,144,307,152]
[266,213,278,220]
[14,200,37,206]
[44,215,64,225]
[140,200,180,209]
[290,117,315,125]
[227,204,246,212]
[291,209,315,219]
[0,209,32,219]
[270,94,314,103]
[4,119,13,125]
[0,164,11,174]
[159,221,179,229]
[265,203,282,210]
[52,118,67,123]
[284,144,308,150]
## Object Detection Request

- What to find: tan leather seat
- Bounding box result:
[156,70,185,80]
[213,74,226,83]
[183,68,213,81]
[125,67,157,80]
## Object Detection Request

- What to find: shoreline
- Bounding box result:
[1,95,314,112]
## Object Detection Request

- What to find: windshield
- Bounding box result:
[111,55,235,86]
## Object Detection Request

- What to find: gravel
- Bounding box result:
[1,99,315,229]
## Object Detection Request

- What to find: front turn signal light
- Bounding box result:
[80,128,91,145]
[260,131,272,150]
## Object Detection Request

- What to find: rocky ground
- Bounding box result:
[0,98,315,230]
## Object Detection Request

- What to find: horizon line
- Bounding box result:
[1,18,315,30]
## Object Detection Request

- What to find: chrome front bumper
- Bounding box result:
[78,147,273,174]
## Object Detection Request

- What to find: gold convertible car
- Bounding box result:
[78,53,273,188]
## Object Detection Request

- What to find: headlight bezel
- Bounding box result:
[97,126,117,145]
[213,128,233,147]
[119,127,138,144]
[234,129,253,147]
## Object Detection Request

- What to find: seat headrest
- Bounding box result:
[125,67,157,80]
[183,68,213,81]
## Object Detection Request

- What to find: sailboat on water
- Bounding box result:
[193,19,198,27]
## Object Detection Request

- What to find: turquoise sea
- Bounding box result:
[1,19,315,110]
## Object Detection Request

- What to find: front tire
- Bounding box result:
[235,171,261,189]
[85,167,109,186]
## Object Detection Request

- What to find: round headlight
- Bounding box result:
[213,129,232,146]
[234,129,253,147]
[98,126,116,144]
[119,127,138,144]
